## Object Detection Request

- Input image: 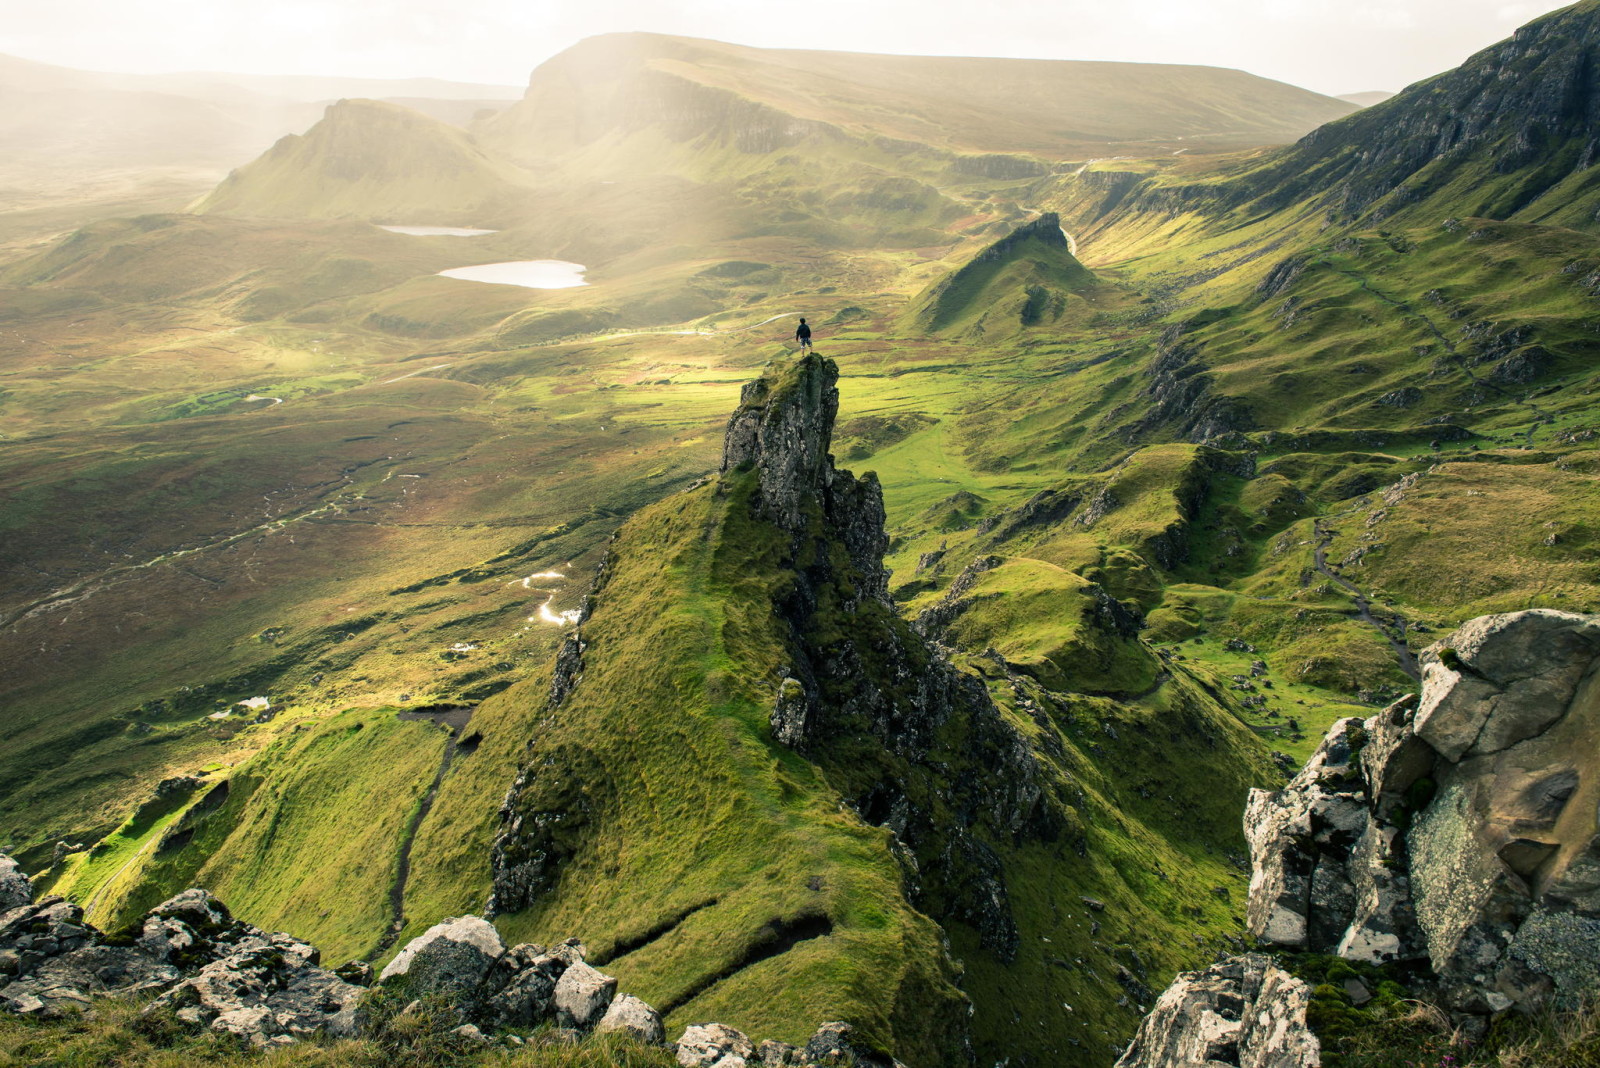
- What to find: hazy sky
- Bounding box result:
[0,0,1576,97]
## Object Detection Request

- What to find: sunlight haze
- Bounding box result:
[0,0,1577,96]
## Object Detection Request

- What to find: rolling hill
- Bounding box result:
[2,7,1600,1067]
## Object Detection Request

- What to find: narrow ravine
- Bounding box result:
[1312,518,1421,680]
[363,712,472,962]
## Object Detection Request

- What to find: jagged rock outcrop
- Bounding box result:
[1114,954,1320,1068]
[0,856,30,912]
[1122,609,1600,1065]
[1248,609,1600,1011]
[717,355,1056,961]
[719,354,889,603]
[0,883,362,1044]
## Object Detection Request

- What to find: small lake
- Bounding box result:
[379,225,498,236]
[438,260,589,290]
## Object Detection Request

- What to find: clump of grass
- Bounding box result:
[1293,953,1600,1068]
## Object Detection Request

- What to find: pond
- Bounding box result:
[437,260,588,289]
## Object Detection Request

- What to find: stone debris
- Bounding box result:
[0,870,891,1062]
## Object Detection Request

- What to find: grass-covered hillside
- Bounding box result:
[3,6,1600,1065]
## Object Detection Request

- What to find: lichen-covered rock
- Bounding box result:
[802,1020,901,1067]
[0,856,30,912]
[378,915,504,1010]
[757,1038,803,1065]
[594,992,665,1043]
[677,1022,755,1067]
[553,959,616,1029]
[1113,954,1320,1068]
[1241,609,1600,1015]
[0,898,97,979]
[483,947,566,1027]
[138,889,241,966]
[0,946,180,1016]
[771,677,811,748]
[1244,718,1373,950]
[150,933,362,1045]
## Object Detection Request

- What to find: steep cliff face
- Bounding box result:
[483,355,1280,1067]
[1061,0,1600,235]
[1240,0,1600,224]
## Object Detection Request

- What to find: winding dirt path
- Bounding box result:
[1312,518,1420,680]
[364,713,472,962]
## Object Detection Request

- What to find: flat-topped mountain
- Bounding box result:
[482,31,1357,164]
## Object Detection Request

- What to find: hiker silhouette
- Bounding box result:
[795,317,813,352]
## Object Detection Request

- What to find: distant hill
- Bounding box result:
[1336,90,1395,107]
[194,99,530,222]
[904,213,1100,339]
[0,53,525,237]
[481,32,1358,165]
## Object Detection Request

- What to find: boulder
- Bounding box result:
[1113,954,1319,1068]
[150,933,362,1045]
[378,915,504,1011]
[0,898,97,977]
[594,992,665,1044]
[484,952,565,1027]
[0,855,30,911]
[1412,610,1600,761]
[802,1021,901,1067]
[1,945,180,1016]
[758,1039,803,1065]
[677,1022,756,1067]
[138,889,241,966]
[553,958,616,1029]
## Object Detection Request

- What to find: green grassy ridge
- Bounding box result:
[902,216,1104,340]
[482,32,1354,163]
[82,709,451,964]
[483,473,969,1060]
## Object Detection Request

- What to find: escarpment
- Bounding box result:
[1119,608,1600,1067]
[719,355,1058,962]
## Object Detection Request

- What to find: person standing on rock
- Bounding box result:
[794,317,813,353]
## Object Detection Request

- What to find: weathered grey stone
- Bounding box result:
[677,1022,755,1067]
[0,855,30,912]
[553,959,616,1029]
[1245,718,1369,949]
[138,889,238,965]
[1415,610,1600,761]
[1360,695,1433,819]
[484,955,563,1027]
[594,993,665,1044]
[1114,954,1319,1068]
[757,1038,802,1065]
[3,944,180,1011]
[801,1021,901,1067]
[150,934,362,1045]
[378,915,503,1008]
[772,677,811,748]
